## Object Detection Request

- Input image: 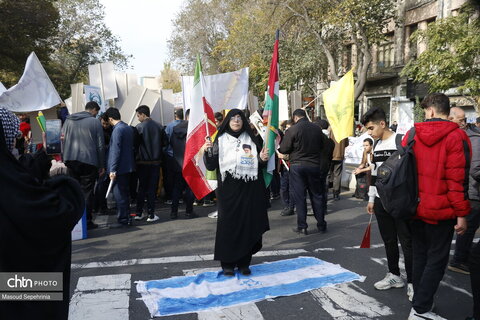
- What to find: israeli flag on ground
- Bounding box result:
[136,257,364,317]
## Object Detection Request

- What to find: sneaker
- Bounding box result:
[193,200,202,206]
[208,211,218,219]
[179,199,184,204]
[448,261,470,275]
[147,215,159,222]
[134,214,145,221]
[407,283,414,302]
[280,207,295,216]
[374,272,405,290]
[270,194,280,200]
[165,200,172,205]
[408,308,447,320]
[203,200,215,207]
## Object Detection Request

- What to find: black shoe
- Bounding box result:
[223,268,235,276]
[318,225,327,234]
[87,222,98,230]
[109,222,128,229]
[239,267,251,275]
[281,207,295,216]
[185,212,199,219]
[448,261,470,275]
[292,227,308,235]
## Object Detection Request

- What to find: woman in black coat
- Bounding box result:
[204,109,270,276]
[0,108,85,320]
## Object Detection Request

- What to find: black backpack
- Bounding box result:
[375,128,418,219]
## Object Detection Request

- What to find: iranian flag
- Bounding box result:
[262,30,280,187]
[183,56,217,199]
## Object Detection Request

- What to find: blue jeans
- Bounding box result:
[280,170,294,209]
[113,173,131,224]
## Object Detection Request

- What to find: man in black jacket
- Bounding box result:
[170,109,196,219]
[134,105,166,222]
[279,109,327,235]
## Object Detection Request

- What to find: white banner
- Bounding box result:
[279,90,289,121]
[88,61,118,100]
[0,52,62,112]
[182,68,249,112]
[396,99,414,135]
[84,85,108,112]
[344,132,373,165]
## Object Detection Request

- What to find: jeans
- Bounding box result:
[113,173,131,224]
[453,200,480,263]
[411,219,455,313]
[290,165,326,230]
[373,197,413,282]
[470,240,480,318]
[280,170,294,209]
[163,155,176,201]
[171,170,194,213]
[136,164,160,216]
[66,161,98,224]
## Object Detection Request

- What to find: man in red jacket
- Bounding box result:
[406,93,470,320]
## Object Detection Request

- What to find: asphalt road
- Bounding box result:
[70,192,473,320]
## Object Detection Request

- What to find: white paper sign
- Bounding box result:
[88,61,118,100]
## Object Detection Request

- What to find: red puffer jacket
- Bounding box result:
[403,120,471,224]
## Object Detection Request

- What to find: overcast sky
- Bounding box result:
[100,0,185,77]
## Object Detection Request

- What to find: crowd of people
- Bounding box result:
[1,92,479,319]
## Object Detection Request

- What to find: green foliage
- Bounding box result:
[401,3,480,108]
[49,0,132,98]
[0,0,132,99]
[169,0,395,101]
[160,63,182,93]
[0,0,59,86]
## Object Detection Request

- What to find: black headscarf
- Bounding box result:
[217,109,261,148]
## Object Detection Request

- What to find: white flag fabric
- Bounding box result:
[0,52,62,112]
[136,257,363,317]
[0,82,6,94]
[181,68,249,112]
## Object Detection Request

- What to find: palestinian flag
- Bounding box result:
[183,56,217,199]
[262,30,280,187]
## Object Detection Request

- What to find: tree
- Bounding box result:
[168,0,234,74]
[0,0,59,86]
[160,63,182,93]
[401,2,480,110]
[49,0,132,98]
[271,0,395,101]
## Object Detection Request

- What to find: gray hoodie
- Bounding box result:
[467,124,480,201]
[62,111,105,168]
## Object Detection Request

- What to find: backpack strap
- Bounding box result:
[395,134,404,151]
[407,127,416,145]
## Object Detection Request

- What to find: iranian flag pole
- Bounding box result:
[262,30,280,187]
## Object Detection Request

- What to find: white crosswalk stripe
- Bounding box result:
[68,274,131,320]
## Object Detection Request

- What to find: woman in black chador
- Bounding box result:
[0,107,84,320]
[204,109,270,276]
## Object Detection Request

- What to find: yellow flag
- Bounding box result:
[323,70,354,142]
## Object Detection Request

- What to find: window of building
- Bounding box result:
[377,33,394,69]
